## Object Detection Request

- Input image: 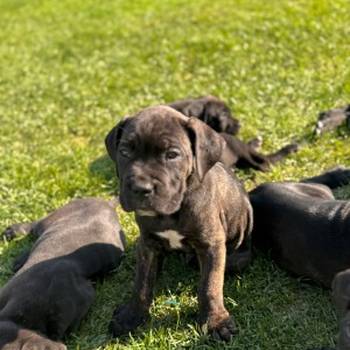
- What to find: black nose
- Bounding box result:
[130,182,154,197]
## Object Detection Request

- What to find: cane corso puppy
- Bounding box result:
[168,96,298,171]
[250,168,350,350]
[220,133,298,172]
[250,167,350,288]
[168,95,241,135]
[0,198,126,350]
[332,268,350,350]
[315,105,350,135]
[105,106,253,341]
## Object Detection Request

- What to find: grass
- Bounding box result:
[0,0,349,349]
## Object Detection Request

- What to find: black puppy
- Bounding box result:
[105,106,253,341]
[168,96,298,171]
[250,169,350,350]
[332,268,350,350]
[250,167,350,288]
[0,198,125,350]
[315,105,350,135]
[220,133,298,172]
[168,95,241,135]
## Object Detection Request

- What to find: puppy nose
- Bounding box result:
[130,182,154,197]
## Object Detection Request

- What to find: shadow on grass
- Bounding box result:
[89,154,115,183]
[105,249,256,349]
[89,154,121,195]
[0,235,33,285]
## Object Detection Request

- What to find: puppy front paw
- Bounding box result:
[109,304,149,337]
[201,312,238,342]
[2,223,31,240]
[282,143,299,154]
[2,225,21,240]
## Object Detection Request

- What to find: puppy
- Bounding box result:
[168,95,241,135]
[315,105,350,135]
[250,169,350,350]
[250,167,350,288]
[0,198,126,350]
[220,133,298,172]
[105,106,253,341]
[168,96,298,171]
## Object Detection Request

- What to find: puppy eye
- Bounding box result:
[165,150,180,160]
[119,147,132,158]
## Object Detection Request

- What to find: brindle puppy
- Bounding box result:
[105,106,253,341]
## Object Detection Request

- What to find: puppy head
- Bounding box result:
[201,96,240,135]
[105,106,224,216]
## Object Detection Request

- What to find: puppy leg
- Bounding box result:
[301,167,350,189]
[196,239,237,341]
[263,143,299,166]
[247,136,263,151]
[225,238,252,274]
[333,269,350,350]
[236,153,270,172]
[109,237,161,337]
[47,276,95,340]
[315,107,349,135]
[2,221,38,241]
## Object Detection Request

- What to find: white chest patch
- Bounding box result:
[155,230,185,249]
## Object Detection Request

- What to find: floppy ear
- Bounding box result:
[105,118,129,162]
[183,101,204,119]
[186,117,225,181]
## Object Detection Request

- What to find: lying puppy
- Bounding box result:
[250,169,350,350]
[332,269,350,350]
[250,167,350,287]
[168,95,241,135]
[105,106,253,341]
[168,96,298,171]
[220,133,298,172]
[315,105,350,135]
[0,198,125,350]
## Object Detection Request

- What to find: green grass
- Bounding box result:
[0,0,350,349]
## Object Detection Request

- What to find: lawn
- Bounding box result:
[0,0,350,349]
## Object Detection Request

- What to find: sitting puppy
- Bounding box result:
[168,95,241,135]
[250,167,350,288]
[168,96,298,171]
[105,106,253,341]
[0,198,126,350]
[315,105,350,135]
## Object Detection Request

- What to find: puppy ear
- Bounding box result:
[186,117,225,181]
[105,118,129,162]
[183,101,204,119]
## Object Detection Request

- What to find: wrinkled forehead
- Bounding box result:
[121,107,191,149]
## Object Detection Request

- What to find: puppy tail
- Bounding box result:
[301,167,350,189]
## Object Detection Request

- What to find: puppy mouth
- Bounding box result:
[120,191,182,216]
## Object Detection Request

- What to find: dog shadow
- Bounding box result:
[89,154,120,196]
[0,235,33,285]
[89,154,115,183]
